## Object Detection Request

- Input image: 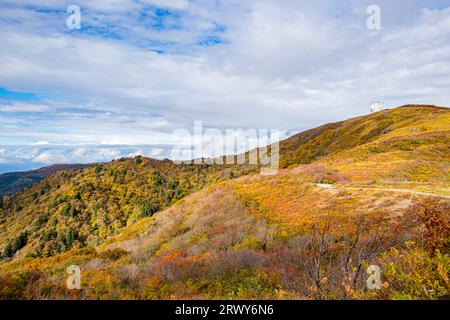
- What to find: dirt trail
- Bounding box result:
[315,184,450,199]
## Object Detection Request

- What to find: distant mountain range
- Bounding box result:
[0,164,91,196]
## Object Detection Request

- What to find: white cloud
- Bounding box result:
[33,141,50,145]
[32,151,58,163]
[0,102,52,113]
[0,1,449,170]
[141,0,190,10]
[15,145,168,165]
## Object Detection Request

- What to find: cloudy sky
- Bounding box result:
[1,0,450,173]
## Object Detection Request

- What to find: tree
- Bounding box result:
[135,156,143,165]
[65,229,75,247]
[3,232,28,258]
[292,214,397,298]
[412,201,450,254]
[127,200,160,225]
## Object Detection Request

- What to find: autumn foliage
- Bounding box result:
[0,105,449,300]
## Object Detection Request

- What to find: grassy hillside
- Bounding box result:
[281,105,449,169]
[0,105,449,300]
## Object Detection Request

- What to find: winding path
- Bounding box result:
[315,184,450,199]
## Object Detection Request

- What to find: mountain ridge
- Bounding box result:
[0,164,93,197]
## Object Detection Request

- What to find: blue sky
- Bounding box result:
[1,0,450,173]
